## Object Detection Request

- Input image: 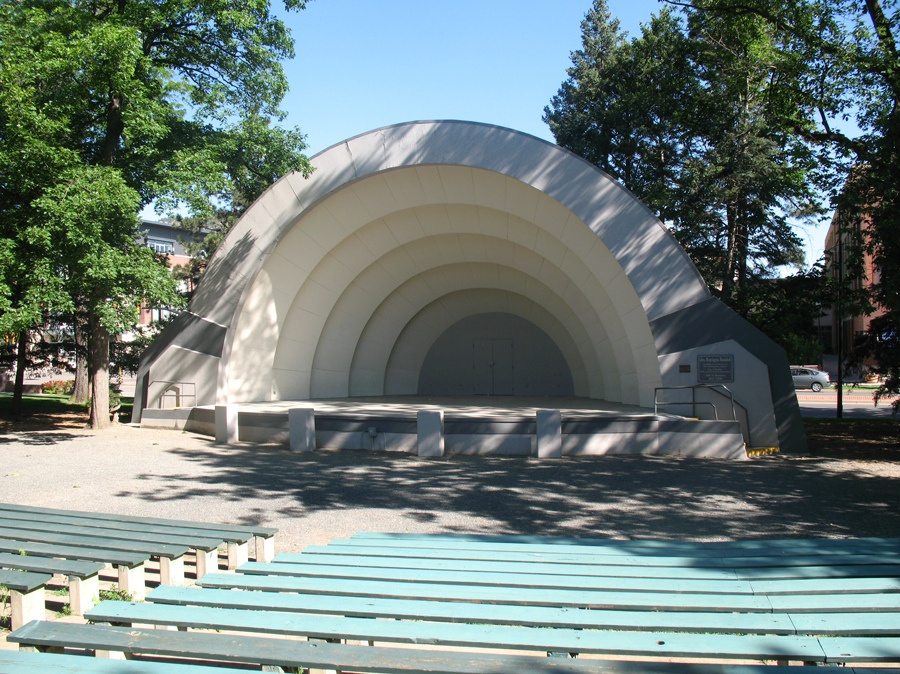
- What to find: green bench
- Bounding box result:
[82,598,900,663]
[236,559,900,595]
[0,525,192,599]
[279,548,900,580]
[0,568,50,629]
[0,502,278,564]
[12,621,900,674]
[350,531,900,556]
[0,551,104,615]
[0,536,150,601]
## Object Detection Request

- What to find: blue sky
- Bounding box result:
[271,0,829,266]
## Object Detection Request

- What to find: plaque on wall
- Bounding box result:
[697,354,734,384]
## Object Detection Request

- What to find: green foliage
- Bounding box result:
[41,380,74,396]
[99,587,134,602]
[545,0,817,311]
[0,0,311,425]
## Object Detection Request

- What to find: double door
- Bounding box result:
[472,339,513,395]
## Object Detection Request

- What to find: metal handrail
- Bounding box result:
[654,384,751,446]
[654,400,719,419]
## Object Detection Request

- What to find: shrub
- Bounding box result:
[41,379,74,395]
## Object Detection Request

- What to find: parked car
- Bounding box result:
[790,366,831,392]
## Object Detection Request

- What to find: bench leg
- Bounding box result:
[227,541,250,569]
[69,573,100,616]
[195,549,219,580]
[159,555,185,585]
[10,587,45,630]
[255,535,276,562]
[96,649,127,659]
[117,562,146,601]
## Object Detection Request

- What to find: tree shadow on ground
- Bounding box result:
[116,439,900,541]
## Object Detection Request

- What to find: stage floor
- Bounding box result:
[199,396,664,420]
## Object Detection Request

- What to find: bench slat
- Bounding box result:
[199,571,775,611]
[309,543,900,569]
[750,577,900,595]
[243,560,900,596]
[332,536,900,559]
[0,516,221,551]
[0,568,51,592]
[11,621,842,674]
[0,526,188,558]
[238,560,757,594]
[0,537,147,567]
[0,508,253,544]
[148,585,795,634]
[352,532,900,556]
[277,551,742,579]
[288,550,900,580]
[84,600,828,661]
[0,502,276,537]
[0,551,104,578]
[0,649,253,674]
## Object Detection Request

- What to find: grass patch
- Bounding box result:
[0,392,134,427]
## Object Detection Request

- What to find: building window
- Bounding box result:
[147,238,175,254]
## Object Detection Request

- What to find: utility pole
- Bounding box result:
[836,232,844,419]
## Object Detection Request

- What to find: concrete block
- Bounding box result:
[417,409,444,458]
[69,573,99,616]
[215,404,238,444]
[536,410,563,458]
[117,563,145,601]
[10,586,44,630]
[289,407,316,452]
[159,555,185,586]
[227,541,250,569]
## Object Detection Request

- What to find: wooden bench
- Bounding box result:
[235,559,900,594]
[0,502,277,564]
[0,648,254,674]
[279,548,900,580]
[0,526,192,599]
[0,551,104,615]
[0,568,50,629]
[350,531,900,556]
[82,597,900,663]
[12,621,900,674]
[0,537,150,600]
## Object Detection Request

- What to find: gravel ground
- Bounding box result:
[2,423,899,551]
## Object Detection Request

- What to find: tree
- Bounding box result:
[545,0,819,316]
[663,0,898,407]
[0,0,312,426]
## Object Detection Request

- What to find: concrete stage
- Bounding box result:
[141,396,748,459]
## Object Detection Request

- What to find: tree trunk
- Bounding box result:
[72,322,89,403]
[722,199,740,301]
[87,315,110,429]
[10,331,28,420]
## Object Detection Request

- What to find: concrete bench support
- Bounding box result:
[417,409,444,458]
[68,573,100,616]
[536,409,562,458]
[289,407,316,452]
[227,541,250,569]
[117,563,146,601]
[159,555,185,586]
[10,586,45,630]
[215,404,239,444]
[255,536,276,563]
[195,548,219,579]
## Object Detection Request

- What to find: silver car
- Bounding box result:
[790,366,830,392]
